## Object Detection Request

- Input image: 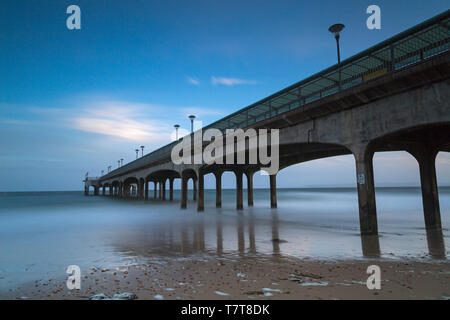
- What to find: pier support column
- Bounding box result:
[353,145,378,236]
[270,174,277,208]
[109,186,113,196]
[153,181,157,199]
[197,173,204,212]
[145,181,149,200]
[193,179,197,201]
[408,146,442,232]
[102,186,106,196]
[158,181,162,199]
[169,178,174,201]
[215,171,222,208]
[181,175,188,209]
[235,171,243,210]
[119,183,123,198]
[94,186,99,196]
[246,171,254,207]
[84,186,89,196]
[162,180,166,200]
[138,180,144,200]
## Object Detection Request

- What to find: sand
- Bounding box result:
[3,253,449,300]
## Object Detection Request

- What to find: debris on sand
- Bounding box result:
[89,293,112,300]
[89,292,138,300]
[112,292,137,300]
[262,288,282,293]
[214,291,230,296]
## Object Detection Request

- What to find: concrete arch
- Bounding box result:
[278,142,352,171]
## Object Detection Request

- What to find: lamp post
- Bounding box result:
[140,145,145,157]
[118,160,120,168]
[135,149,139,159]
[101,170,104,176]
[108,166,111,173]
[188,115,196,133]
[328,23,345,90]
[120,158,123,166]
[174,124,180,140]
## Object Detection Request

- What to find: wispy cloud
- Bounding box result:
[211,76,258,86]
[70,101,172,143]
[187,76,200,85]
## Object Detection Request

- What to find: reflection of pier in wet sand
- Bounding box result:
[113,209,446,260]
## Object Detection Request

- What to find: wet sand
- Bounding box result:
[4,254,449,300]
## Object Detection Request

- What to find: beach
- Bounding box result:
[0,188,449,299]
[4,254,450,300]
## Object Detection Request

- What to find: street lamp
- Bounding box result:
[108,166,111,173]
[174,124,180,140]
[135,149,139,159]
[118,160,120,168]
[101,170,104,176]
[188,115,196,133]
[328,23,345,90]
[140,145,145,157]
[120,158,123,166]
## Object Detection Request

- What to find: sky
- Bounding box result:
[0,0,449,191]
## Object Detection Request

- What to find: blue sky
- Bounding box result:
[0,0,449,191]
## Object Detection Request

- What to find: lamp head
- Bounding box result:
[328,23,345,37]
[188,115,196,121]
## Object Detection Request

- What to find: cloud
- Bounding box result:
[70,101,172,143]
[211,76,258,86]
[187,76,200,85]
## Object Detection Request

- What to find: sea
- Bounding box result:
[0,187,449,294]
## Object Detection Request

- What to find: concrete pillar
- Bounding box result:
[102,186,106,196]
[236,171,243,210]
[138,181,144,200]
[162,180,166,200]
[246,171,254,207]
[197,173,204,212]
[153,181,157,199]
[181,175,188,209]
[109,186,113,196]
[354,147,378,236]
[144,181,149,200]
[169,178,174,201]
[119,183,123,198]
[158,181,162,199]
[84,186,89,196]
[94,186,99,196]
[215,171,222,208]
[270,174,277,208]
[193,179,197,201]
[361,235,381,258]
[409,148,442,231]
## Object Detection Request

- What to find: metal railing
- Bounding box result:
[100,10,450,181]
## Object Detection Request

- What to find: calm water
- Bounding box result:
[0,187,449,293]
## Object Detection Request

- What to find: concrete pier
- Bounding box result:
[169,178,174,201]
[270,174,277,209]
[246,171,254,207]
[215,172,222,208]
[235,171,243,210]
[197,174,204,212]
[162,180,166,200]
[409,146,442,231]
[145,181,149,200]
[181,175,188,209]
[353,147,378,236]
